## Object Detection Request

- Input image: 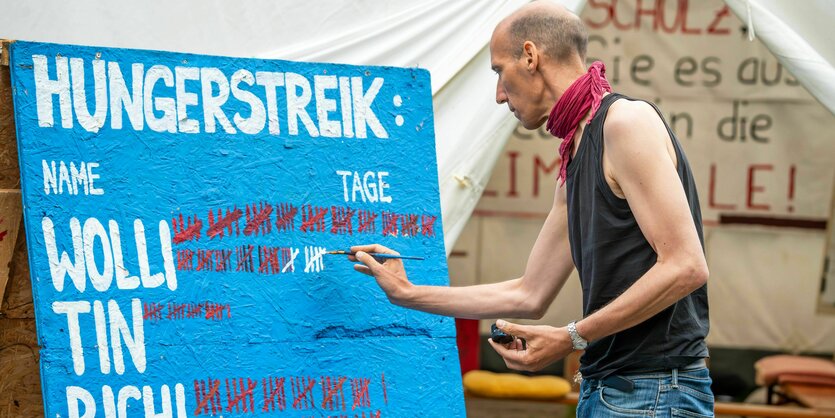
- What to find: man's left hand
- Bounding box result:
[487,319,574,372]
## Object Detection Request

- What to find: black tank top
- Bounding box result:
[566,93,709,379]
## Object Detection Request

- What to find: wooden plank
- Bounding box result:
[0,189,22,310]
[0,38,40,417]
[0,40,12,67]
[0,317,42,418]
[784,383,835,412]
[0,42,20,190]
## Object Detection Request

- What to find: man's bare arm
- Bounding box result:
[575,99,708,342]
[352,187,575,320]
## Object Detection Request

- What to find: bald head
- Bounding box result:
[495,1,587,63]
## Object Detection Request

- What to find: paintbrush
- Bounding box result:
[326,250,425,260]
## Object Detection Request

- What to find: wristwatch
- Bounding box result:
[567,321,588,350]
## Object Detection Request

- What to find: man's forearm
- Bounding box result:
[396,278,544,319]
[575,259,707,342]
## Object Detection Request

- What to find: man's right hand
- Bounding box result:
[350,244,415,306]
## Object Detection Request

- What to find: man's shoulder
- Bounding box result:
[602,96,667,150]
[603,96,660,133]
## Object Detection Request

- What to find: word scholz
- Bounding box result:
[31,55,391,139]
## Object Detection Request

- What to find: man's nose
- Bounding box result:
[495,81,507,104]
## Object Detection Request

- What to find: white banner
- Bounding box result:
[449,0,835,351]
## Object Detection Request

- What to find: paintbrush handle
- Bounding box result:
[326,250,424,260]
[367,253,425,260]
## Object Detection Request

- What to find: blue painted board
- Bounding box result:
[10,41,464,418]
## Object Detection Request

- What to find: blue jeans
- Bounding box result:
[577,367,714,417]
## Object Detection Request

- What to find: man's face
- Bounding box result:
[490,31,547,129]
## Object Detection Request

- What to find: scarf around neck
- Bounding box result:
[545,61,612,185]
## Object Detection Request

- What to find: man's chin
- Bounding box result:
[519,117,547,131]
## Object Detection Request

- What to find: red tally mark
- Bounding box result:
[225,377,257,413]
[142,302,163,321]
[292,377,317,410]
[196,249,214,271]
[381,212,400,237]
[244,202,273,236]
[321,376,347,411]
[351,378,371,410]
[144,302,230,322]
[172,214,202,244]
[177,250,194,271]
[262,377,287,412]
[420,215,436,237]
[301,205,329,232]
[259,246,281,275]
[275,203,298,232]
[194,378,222,416]
[205,302,231,320]
[215,249,232,272]
[193,374,384,415]
[207,206,243,239]
[400,214,419,237]
[357,210,378,234]
[331,206,355,235]
[236,245,255,272]
[381,373,387,405]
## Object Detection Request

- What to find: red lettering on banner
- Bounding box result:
[533,155,560,197]
[708,164,736,210]
[584,0,730,35]
[787,165,796,213]
[707,5,732,35]
[747,164,772,210]
[507,151,520,197]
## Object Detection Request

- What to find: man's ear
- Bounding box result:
[522,41,539,73]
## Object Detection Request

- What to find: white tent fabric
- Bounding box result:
[2,0,828,253]
[0,0,583,252]
[724,0,835,115]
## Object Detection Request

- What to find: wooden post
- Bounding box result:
[0,38,44,418]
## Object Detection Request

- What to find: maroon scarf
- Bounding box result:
[545,61,611,185]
